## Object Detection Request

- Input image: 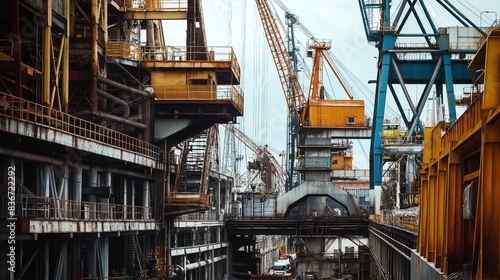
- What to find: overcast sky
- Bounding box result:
[166,0,500,171]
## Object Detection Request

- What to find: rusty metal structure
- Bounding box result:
[0,0,241,279]
[416,23,500,279]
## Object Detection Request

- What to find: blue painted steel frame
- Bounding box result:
[359,0,482,189]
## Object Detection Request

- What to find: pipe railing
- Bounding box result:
[123,0,187,11]
[0,92,160,160]
[20,195,153,221]
[154,85,244,112]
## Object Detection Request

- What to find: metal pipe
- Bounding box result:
[76,110,146,129]
[96,88,130,118]
[96,76,154,98]
[184,255,227,271]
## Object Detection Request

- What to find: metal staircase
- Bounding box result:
[167,126,216,208]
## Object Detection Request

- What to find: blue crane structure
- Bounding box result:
[357,0,486,191]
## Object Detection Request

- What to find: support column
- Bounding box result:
[86,240,97,277]
[100,171,111,218]
[131,181,135,219]
[73,167,82,202]
[101,237,109,278]
[143,181,150,219]
[43,0,52,106]
[88,169,98,219]
[90,0,98,112]
[123,178,128,219]
[62,0,70,112]
[44,165,50,197]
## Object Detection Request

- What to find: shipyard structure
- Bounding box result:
[0,0,243,279]
[2,0,500,280]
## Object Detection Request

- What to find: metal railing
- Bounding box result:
[20,195,153,221]
[477,19,500,48]
[154,84,244,112]
[0,92,160,160]
[380,209,418,233]
[166,192,208,207]
[106,43,241,78]
[122,0,187,11]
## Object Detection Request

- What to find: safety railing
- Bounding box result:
[106,41,141,60]
[154,84,244,112]
[380,209,419,233]
[0,92,160,160]
[175,211,217,222]
[106,43,241,76]
[477,19,500,48]
[20,195,153,221]
[383,135,423,145]
[122,0,187,11]
[166,192,208,207]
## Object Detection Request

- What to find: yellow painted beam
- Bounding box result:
[43,0,52,106]
[482,37,500,109]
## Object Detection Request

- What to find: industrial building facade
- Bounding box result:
[0,0,242,279]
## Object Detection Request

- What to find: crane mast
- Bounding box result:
[255,0,307,125]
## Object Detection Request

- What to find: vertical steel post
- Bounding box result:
[62,0,70,112]
[43,0,52,106]
[90,0,98,112]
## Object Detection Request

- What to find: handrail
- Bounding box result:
[20,195,153,221]
[0,92,160,160]
[123,0,187,11]
[154,84,244,112]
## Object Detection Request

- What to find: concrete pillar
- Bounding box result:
[99,171,111,219]
[123,178,128,219]
[44,164,50,197]
[62,166,69,218]
[143,181,149,219]
[101,237,109,278]
[86,240,97,277]
[88,169,98,219]
[62,165,69,200]
[370,186,382,215]
[73,167,82,220]
[131,181,135,219]
[73,167,82,202]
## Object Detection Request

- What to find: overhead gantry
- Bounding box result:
[358,0,485,210]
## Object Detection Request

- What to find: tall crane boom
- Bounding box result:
[255,0,307,125]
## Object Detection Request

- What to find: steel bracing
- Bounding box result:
[358,0,484,190]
